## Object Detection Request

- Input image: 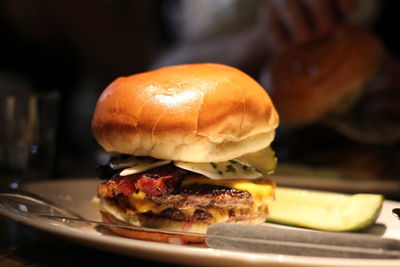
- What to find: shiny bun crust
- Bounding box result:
[267,25,383,125]
[92,63,278,162]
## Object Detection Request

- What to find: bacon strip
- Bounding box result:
[136,175,179,196]
[97,165,186,198]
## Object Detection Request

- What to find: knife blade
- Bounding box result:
[39,214,400,259]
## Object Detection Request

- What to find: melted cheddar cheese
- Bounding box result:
[181,174,275,206]
[128,191,169,213]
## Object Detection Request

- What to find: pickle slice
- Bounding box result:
[237,146,277,175]
[267,187,384,231]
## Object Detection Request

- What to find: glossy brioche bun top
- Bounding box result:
[267,24,383,126]
[92,63,279,162]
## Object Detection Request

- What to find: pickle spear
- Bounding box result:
[267,187,384,231]
[237,146,277,175]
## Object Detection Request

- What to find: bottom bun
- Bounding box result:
[101,211,206,244]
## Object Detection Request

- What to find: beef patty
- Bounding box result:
[150,184,253,209]
[113,184,258,223]
[98,165,263,223]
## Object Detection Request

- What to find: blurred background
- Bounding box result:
[0,0,399,198]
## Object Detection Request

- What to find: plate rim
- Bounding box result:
[1,178,400,267]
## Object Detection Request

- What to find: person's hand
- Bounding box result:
[264,0,356,51]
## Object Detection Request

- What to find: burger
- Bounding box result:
[264,24,390,185]
[91,63,279,243]
[265,24,383,126]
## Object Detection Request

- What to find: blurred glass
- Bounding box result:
[0,91,59,188]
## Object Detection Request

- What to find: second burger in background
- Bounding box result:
[91,63,279,243]
[266,24,383,126]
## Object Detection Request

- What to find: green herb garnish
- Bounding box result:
[210,162,218,169]
[225,164,236,173]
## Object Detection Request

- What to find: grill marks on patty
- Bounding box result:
[143,185,255,222]
[147,206,262,222]
[150,184,253,209]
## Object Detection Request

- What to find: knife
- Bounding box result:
[39,214,400,259]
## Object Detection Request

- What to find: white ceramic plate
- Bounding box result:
[1,178,400,267]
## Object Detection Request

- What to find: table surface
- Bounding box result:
[0,176,182,267]
[0,214,183,267]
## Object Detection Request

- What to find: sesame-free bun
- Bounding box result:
[101,212,206,244]
[92,63,278,162]
[267,25,383,126]
[100,203,267,244]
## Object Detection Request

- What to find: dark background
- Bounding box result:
[0,0,399,185]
